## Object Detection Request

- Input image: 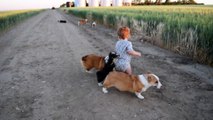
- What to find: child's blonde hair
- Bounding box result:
[117,27,130,39]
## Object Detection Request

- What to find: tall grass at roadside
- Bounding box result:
[66,6,213,66]
[0,10,43,32]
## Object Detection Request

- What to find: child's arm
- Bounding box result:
[126,42,141,57]
[127,50,141,57]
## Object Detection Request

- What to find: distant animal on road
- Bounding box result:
[78,19,87,26]
[58,20,67,23]
[91,21,96,27]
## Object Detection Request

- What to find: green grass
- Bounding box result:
[65,5,213,66]
[0,9,43,32]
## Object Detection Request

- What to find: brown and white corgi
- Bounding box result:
[81,54,105,72]
[78,19,87,26]
[80,52,119,73]
[91,21,96,27]
[102,71,162,99]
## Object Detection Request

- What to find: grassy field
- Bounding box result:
[65,5,213,66]
[0,9,42,32]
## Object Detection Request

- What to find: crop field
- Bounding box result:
[0,9,42,32]
[66,5,213,66]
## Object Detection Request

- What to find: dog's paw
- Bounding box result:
[135,92,144,100]
[137,95,144,100]
[102,87,108,94]
[98,83,103,87]
[86,70,92,73]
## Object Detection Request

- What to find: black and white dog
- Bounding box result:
[96,51,119,86]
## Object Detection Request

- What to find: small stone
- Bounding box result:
[15,107,21,111]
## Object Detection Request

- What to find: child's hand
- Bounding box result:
[136,52,141,57]
[128,50,141,57]
[138,52,141,57]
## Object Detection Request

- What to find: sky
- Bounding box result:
[0,0,212,11]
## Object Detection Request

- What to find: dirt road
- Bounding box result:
[0,9,213,120]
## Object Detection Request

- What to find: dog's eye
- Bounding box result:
[155,81,158,83]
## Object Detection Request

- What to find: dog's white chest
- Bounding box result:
[138,75,150,92]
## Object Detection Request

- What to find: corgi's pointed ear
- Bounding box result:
[110,51,115,55]
[82,55,88,61]
[111,51,115,54]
